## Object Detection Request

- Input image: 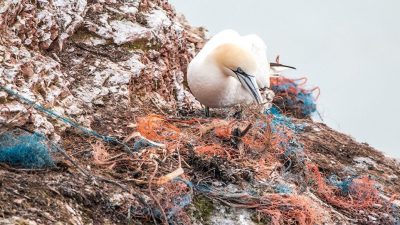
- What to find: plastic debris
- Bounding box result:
[157,167,185,185]
[263,106,305,162]
[153,179,193,224]
[0,130,55,169]
[123,131,166,151]
[8,1,397,223]
[136,114,180,141]
[133,138,166,151]
[0,86,134,154]
[270,76,319,118]
[265,106,304,133]
[307,163,380,209]
[193,184,321,225]
[275,184,293,194]
[328,175,354,195]
[195,144,228,158]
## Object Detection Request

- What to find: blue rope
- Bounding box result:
[0,86,133,154]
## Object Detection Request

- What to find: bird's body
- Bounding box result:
[187,30,271,108]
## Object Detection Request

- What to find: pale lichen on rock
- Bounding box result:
[0,0,205,135]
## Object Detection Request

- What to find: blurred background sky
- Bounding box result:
[169,0,400,158]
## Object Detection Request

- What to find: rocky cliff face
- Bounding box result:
[1,0,204,138]
[1,1,400,225]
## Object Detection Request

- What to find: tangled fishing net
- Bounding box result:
[0,129,55,169]
[306,163,380,210]
[194,184,322,225]
[270,76,319,118]
[136,114,181,142]
[1,71,394,225]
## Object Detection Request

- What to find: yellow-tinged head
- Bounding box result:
[211,43,257,75]
[210,43,263,104]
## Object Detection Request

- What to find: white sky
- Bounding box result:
[169,0,400,158]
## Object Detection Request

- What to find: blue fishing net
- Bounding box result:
[270,77,318,118]
[168,179,193,219]
[265,106,304,133]
[263,106,305,162]
[275,184,293,194]
[283,139,304,158]
[327,175,355,196]
[0,130,55,169]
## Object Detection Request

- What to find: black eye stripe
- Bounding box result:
[233,68,262,104]
[234,67,255,78]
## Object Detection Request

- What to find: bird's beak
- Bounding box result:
[233,69,263,104]
[269,63,296,76]
[269,63,296,70]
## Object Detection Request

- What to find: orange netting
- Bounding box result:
[306,163,380,210]
[242,114,295,156]
[270,77,320,100]
[214,124,233,140]
[242,127,270,151]
[195,144,230,158]
[258,194,322,225]
[136,114,180,141]
[203,190,322,225]
[270,76,320,118]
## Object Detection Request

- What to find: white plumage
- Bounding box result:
[187,29,271,108]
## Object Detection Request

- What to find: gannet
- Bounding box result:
[187,29,294,114]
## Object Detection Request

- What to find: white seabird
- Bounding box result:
[187,29,294,112]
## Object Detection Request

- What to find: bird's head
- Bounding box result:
[211,43,263,104]
[212,43,257,75]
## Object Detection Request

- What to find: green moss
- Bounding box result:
[192,195,214,224]
[71,29,96,42]
[71,28,111,44]
[121,39,161,52]
[0,96,7,104]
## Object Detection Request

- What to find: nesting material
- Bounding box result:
[270,76,319,118]
[0,130,55,169]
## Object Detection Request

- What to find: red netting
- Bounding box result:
[270,76,320,118]
[136,114,180,141]
[306,163,380,210]
[214,124,233,140]
[195,144,230,158]
[258,194,321,225]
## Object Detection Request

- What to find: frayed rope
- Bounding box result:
[0,86,133,155]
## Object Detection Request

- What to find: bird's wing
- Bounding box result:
[242,34,270,89]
